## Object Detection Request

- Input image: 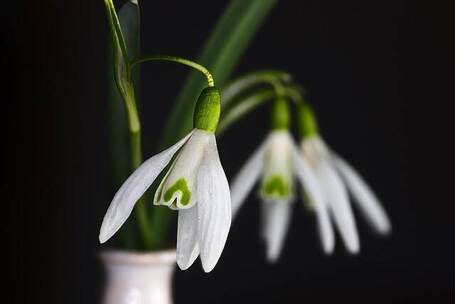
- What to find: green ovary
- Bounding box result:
[261,175,291,198]
[164,178,191,206]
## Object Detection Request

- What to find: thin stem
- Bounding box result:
[131,55,215,87]
[217,88,275,134]
[217,85,304,135]
[124,89,153,250]
[264,75,286,98]
[283,85,304,104]
[222,70,292,108]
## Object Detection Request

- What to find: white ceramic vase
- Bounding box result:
[100,249,176,304]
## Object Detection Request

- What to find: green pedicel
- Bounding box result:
[297,103,318,139]
[271,97,290,130]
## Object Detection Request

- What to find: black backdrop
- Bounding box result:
[5,0,454,303]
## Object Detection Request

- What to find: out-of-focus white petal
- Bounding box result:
[261,200,292,263]
[260,199,272,241]
[301,136,329,165]
[176,206,200,270]
[291,143,334,254]
[197,134,231,272]
[314,203,335,254]
[99,131,194,243]
[316,160,360,254]
[331,153,392,235]
[260,131,294,201]
[230,141,265,218]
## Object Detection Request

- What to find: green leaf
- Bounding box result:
[159,0,278,148]
[104,0,131,95]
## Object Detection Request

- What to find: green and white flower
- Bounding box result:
[99,87,231,272]
[299,104,391,254]
[230,99,332,261]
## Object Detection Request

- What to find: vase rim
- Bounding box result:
[100,249,177,265]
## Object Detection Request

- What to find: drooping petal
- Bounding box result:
[230,141,265,218]
[301,136,329,165]
[176,206,200,270]
[331,153,392,235]
[316,159,360,254]
[99,131,194,243]
[197,134,231,272]
[261,200,292,262]
[291,144,335,254]
[153,130,209,209]
[313,202,335,254]
[260,198,272,241]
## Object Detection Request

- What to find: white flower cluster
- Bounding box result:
[99,87,391,272]
[231,130,391,262]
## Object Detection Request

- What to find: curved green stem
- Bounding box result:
[218,88,275,134]
[129,126,154,249]
[283,85,304,104]
[131,55,215,87]
[222,70,292,108]
[217,85,302,135]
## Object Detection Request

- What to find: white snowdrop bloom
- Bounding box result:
[230,98,332,261]
[299,104,391,255]
[99,87,231,272]
[301,135,392,253]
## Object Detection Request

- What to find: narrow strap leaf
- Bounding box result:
[159,0,278,148]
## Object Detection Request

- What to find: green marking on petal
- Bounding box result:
[261,174,291,198]
[164,178,191,206]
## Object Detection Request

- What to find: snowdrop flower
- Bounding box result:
[99,87,231,272]
[230,98,331,262]
[298,103,392,254]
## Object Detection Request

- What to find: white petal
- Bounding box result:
[230,141,265,218]
[316,160,360,254]
[314,203,335,254]
[154,130,209,209]
[197,135,231,272]
[176,207,200,270]
[331,153,391,235]
[290,144,335,254]
[260,199,272,241]
[99,131,194,243]
[261,200,292,263]
[301,136,330,165]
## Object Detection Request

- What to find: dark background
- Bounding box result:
[5,0,454,303]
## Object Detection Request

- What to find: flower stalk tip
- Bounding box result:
[297,103,318,139]
[271,98,290,130]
